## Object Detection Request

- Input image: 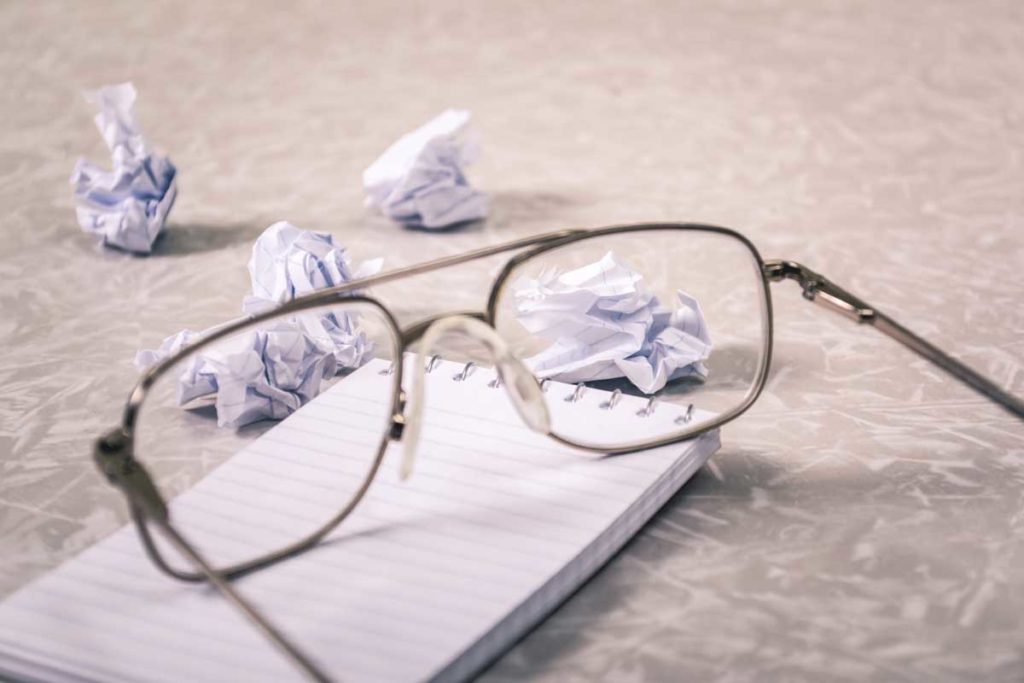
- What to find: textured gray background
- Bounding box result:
[2,1,1024,681]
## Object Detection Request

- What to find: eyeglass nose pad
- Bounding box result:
[400,315,550,481]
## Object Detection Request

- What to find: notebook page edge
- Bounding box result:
[429,429,721,683]
[0,639,98,683]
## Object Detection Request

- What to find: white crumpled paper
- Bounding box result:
[513,251,712,394]
[186,322,337,429]
[134,223,381,428]
[133,329,201,372]
[70,83,177,254]
[363,109,488,229]
[242,221,383,314]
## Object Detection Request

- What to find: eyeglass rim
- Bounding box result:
[484,222,775,453]
[117,222,774,579]
[122,223,771,432]
[124,296,408,581]
[121,222,775,465]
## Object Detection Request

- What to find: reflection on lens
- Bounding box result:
[134,301,399,574]
[494,228,768,450]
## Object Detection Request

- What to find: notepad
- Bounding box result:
[0,357,719,683]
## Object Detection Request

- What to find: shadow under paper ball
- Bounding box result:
[486,190,581,224]
[150,222,266,257]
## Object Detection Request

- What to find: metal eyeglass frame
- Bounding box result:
[92,222,1024,682]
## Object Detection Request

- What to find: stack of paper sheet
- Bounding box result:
[0,356,718,682]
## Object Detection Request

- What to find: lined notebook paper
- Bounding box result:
[0,357,719,683]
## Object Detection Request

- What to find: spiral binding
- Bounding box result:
[452,361,475,382]
[674,404,695,425]
[425,355,442,373]
[600,389,622,410]
[392,357,698,424]
[564,383,587,403]
[636,396,658,417]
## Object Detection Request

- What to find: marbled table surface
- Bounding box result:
[2,2,1024,681]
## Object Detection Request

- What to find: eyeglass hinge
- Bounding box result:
[763,259,876,324]
[763,260,801,283]
[94,429,169,521]
[389,413,406,441]
[389,391,407,441]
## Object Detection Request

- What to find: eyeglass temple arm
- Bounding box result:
[764,260,1024,420]
[93,433,333,683]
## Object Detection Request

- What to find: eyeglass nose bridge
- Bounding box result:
[397,314,551,481]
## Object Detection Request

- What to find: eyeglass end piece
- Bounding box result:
[768,259,1024,420]
[93,429,169,522]
[764,259,875,323]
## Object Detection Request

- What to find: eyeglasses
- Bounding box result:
[94,223,1024,681]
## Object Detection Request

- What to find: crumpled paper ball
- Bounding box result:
[363,109,488,229]
[134,223,382,428]
[174,320,339,429]
[513,251,712,394]
[242,221,383,314]
[70,82,177,254]
[133,329,201,372]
